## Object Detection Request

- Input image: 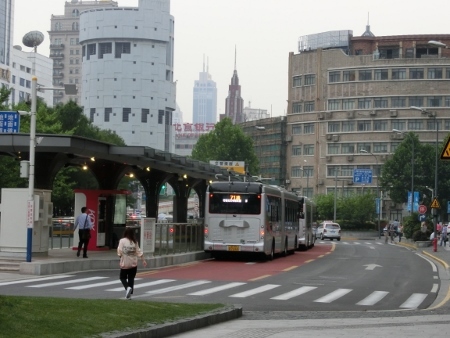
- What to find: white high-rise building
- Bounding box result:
[193,57,217,124]
[79,0,176,151]
[0,0,14,101]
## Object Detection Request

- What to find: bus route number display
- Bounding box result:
[223,195,242,203]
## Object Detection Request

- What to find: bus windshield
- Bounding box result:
[209,193,261,215]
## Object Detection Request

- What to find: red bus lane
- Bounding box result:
[138,244,334,281]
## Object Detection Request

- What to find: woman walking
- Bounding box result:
[117,227,147,299]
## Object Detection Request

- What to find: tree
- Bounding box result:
[191,118,258,174]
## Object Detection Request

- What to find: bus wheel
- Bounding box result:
[267,243,274,261]
[282,239,288,257]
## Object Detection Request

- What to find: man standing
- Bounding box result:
[440,224,448,247]
[74,207,93,258]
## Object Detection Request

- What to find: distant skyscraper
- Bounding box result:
[0,0,13,92]
[223,48,244,124]
[193,57,217,124]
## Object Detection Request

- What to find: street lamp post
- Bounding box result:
[392,129,415,215]
[333,168,338,222]
[360,149,381,239]
[22,31,44,263]
[255,126,265,180]
[411,106,438,252]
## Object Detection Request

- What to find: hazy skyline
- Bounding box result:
[13,0,450,123]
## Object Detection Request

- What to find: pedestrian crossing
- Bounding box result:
[0,275,432,310]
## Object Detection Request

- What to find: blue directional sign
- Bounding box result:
[353,169,373,184]
[0,111,20,133]
[418,214,426,222]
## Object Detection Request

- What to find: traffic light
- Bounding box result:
[159,183,167,196]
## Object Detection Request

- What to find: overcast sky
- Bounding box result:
[12,0,450,123]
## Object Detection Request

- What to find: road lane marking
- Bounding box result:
[66,278,142,290]
[106,279,175,291]
[356,291,389,306]
[230,284,280,298]
[188,282,246,296]
[145,280,211,296]
[400,293,427,309]
[314,288,352,303]
[431,283,439,293]
[304,259,315,263]
[249,274,271,281]
[417,253,437,273]
[282,266,298,272]
[0,275,74,286]
[271,286,317,300]
[27,277,107,288]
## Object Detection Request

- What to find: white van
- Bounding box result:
[317,221,341,241]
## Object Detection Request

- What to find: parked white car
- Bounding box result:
[317,221,341,241]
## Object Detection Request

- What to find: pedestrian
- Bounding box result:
[384,225,389,244]
[440,224,448,247]
[74,207,93,258]
[389,223,395,243]
[117,227,147,300]
[398,224,404,242]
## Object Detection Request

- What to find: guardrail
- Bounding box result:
[154,220,204,256]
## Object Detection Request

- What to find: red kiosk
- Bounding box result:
[73,189,130,251]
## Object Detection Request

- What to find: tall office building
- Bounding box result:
[48,0,118,106]
[79,0,176,151]
[193,57,217,124]
[223,50,244,124]
[287,28,450,220]
[0,0,13,96]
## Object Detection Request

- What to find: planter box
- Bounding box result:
[415,241,432,248]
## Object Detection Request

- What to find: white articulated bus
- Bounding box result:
[204,181,300,260]
[297,196,317,251]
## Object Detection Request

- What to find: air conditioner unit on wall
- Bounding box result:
[318,112,324,120]
[285,179,291,184]
[318,179,324,185]
[347,155,354,162]
[347,180,353,185]
[347,111,355,119]
[332,135,339,142]
[326,134,332,140]
[370,111,377,116]
[390,110,397,117]
[326,155,332,162]
[285,136,292,142]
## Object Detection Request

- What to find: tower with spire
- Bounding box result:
[193,55,217,124]
[223,47,244,124]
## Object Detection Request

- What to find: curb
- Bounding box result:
[103,305,243,338]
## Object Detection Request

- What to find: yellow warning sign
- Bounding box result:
[440,138,450,159]
[431,198,441,209]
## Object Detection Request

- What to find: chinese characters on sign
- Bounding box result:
[210,160,246,174]
[173,123,215,138]
[0,111,20,133]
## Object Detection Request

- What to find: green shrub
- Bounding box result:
[412,229,431,242]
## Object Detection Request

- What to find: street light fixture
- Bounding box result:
[428,40,448,49]
[360,149,381,239]
[410,106,439,252]
[392,129,415,215]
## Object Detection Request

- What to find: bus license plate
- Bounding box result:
[228,245,240,251]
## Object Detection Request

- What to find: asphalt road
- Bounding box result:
[0,240,438,312]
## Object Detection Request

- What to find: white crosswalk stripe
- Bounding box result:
[230,284,280,298]
[0,275,74,286]
[400,293,428,309]
[356,291,389,306]
[271,286,317,300]
[188,282,246,296]
[106,279,175,292]
[145,280,211,296]
[314,288,352,303]
[66,278,143,290]
[27,276,108,288]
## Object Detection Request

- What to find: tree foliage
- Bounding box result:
[191,118,259,174]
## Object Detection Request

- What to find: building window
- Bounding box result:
[303,144,314,155]
[141,109,150,123]
[304,74,316,86]
[342,99,354,110]
[341,165,353,177]
[427,96,442,107]
[391,96,406,108]
[19,78,25,86]
[72,22,79,31]
[327,144,340,154]
[293,102,302,113]
[293,76,301,87]
[444,97,450,107]
[291,166,302,178]
[72,9,79,17]
[428,68,443,79]
[292,125,302,135]
[122,108,131,122]
[358,143,371,153]
[327,166,339,177]
[341,143,355,154]
[54,22,62,31]
[357,120,371,131]
[328,122,340,133]
[373,143,388,153]
[444,120,450,130]
[392,68,406,79]
[409,96,424,107]
[408,119,423,130]
[374,69,388,80]
[89,108,95,122]
[329,71,340,83]
[292,145,302,156]
[359,70,372,81]
[342,121,355,132]
[358,98,371,109]
[373,120,387,131]
[409,68,424,79]
[115,42,131,58]
[87,44,96,60]
[379,47,399,59]
[343,70,355,82]
[304,101,315,112]
[303,166,313,177]
[158,110,164,124]
[105,108,112,122]
[426,120,441,131]
[392,120,406,131]
[374,97,388,108]
[391,142,401,152]
[328,99,340,110]
[303,123,315,134]
[99,43,112,59]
